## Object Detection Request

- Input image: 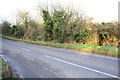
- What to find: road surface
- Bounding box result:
[0,37,119,78]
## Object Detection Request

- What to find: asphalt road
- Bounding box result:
[0,37,119,78]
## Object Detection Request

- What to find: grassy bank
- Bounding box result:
[0,57,20,79]
[1,35,119,58]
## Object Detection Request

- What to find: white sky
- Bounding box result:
[0,0,119,24]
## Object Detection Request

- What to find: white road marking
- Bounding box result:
[45,55,119,78]
[0,55,24,78]
[20,48,31,51]
[0,54,3,57]
[16,71,24,78]
[0,55,8,62]
[3,58,8,62]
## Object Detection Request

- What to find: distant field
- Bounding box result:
[1,35,119,58]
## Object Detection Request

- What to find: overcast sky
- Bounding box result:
[0,0,119,24]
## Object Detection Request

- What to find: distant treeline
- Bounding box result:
[0,5,119,46]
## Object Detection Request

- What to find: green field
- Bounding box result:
[2,35,119,58]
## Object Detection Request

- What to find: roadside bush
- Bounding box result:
[2,21,11,35]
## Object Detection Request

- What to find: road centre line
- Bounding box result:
[45,55,119,78]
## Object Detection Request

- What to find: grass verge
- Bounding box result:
[1,35,119,58]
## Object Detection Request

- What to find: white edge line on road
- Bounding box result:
[45,55,119,79]
[0,55,8,62]
[16,71,24,78]
[0,55,24,79]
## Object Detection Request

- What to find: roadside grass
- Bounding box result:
[1,35,119,58]
[0,57,20,79]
